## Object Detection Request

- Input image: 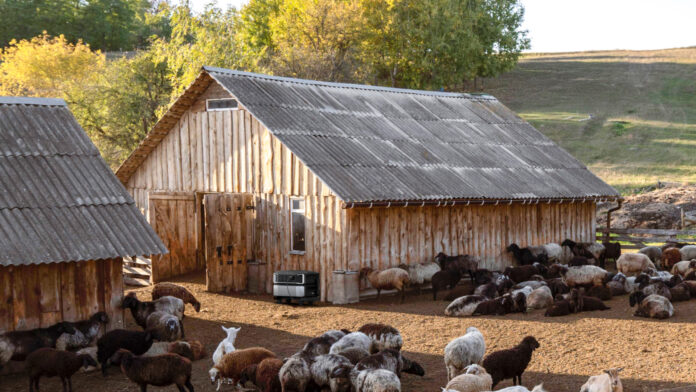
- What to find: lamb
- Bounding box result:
[0,322,76,369]
[445,295,489,317]
[444,327,486,381]
[482,336,539,388]
[210,347,276,388]
[152,282,201,312]
[311,354,353,392]
[360,267,410,303]
[239,357,283,392]
[506,244,544,266]
[580,367,623,392]
[278,351,312,392]
[671,260,696,276]
[398,261,440,293]
[330,332,373,355]
[122,293,185,335]
[96,329,154,376]
[616,253,656,276]
[55,311,109,351]
[212,326,241,365]
[680,245,696,261]
[559,265,609,287]
[113,349,193,392]
[146,311,183,342]
[358,324,402,352]
[26,348,98,392]
[352,368,401,392]
[525,286,553,310]
[603,242,621,263]
[443,364,493,392]
[662,248,683,270]
[504,264,546,284]
[586,285,612,301]
[432,269,463,301]
[669,282,691,302]
[630,292,674,319]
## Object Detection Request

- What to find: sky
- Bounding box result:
[189,0,696,53]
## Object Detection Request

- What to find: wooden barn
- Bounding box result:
[116,67,620,302]
[0,96,166,333]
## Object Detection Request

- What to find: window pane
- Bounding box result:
[292,199,304,210]
[292,211,306,251]
[207,99,238,110]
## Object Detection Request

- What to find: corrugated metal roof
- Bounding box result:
[202,67,619,203]
[0,97,167,266]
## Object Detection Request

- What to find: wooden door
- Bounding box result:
[205,193,254,293]
[149,192,198,282]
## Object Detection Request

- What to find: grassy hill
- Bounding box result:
[482,48,696,194]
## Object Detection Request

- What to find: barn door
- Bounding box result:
[148,192,199,282]
[204,193,255,293]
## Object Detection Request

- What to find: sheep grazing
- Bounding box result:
[303,333,343,357]
[445,295,489,317]
[330,332,373,355]
[213,326,241,365]
[444,327,486,381]
[352,368,401,392]
[310,354,353,392]
[152,282,201,312]
[113,349,193,392]
[586,285,612,301]
[504,264,546,284]
[146,311,183,342]
[278,351,312,392]
[432,269,463,301]
[55,311,109,351]
[639,246,662,265]
[358,323,403,352]
[445,286,475,301]
[616,253,656,276]
[97,329,154,376]
[630,292,674,319]
[473,283,499,299]
[662,248,684,271]
[603,242,621,263]
[482,336,539,388]
[580,367,623,392]
[398,261,440,293]
[121,292,185,335]
[210,347,276,388]
[337,347,370,364]
[506,244,543,266]
[671,260,696,276]
[443,364,493,392]
[26,347,97,392]
[526,286,553,310]
[240,357,283,392]
[559,265,609,287]
[360,267,410,303]
[354,348,423,378]
[680,245,696,261]
[0,321,76,369]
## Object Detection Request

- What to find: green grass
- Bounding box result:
[482,48,696,194]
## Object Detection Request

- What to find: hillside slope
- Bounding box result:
[482,48,696,194]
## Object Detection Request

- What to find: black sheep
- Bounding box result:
[112,349,194,392]
[471,295,515,316]
[482,336,540,387]
[670,283,691,302]
[603,242,621,263]
[26,348,97,392]
[569,256,591,267]
[504,264,544,283]
[431,269,462,301]
[580,296,610,311]
[0,322,76,369]
[544,299,572,317]
[506,244,539,265]
[586,285,612,301]
[545,278,570,297]
[473,282,498,299]
[473,269,494,285]
[97,329,154,376]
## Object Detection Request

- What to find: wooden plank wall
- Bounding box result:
[149,193,199,282]
[0,259,124,333]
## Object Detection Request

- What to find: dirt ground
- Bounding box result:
[2,273,696,392]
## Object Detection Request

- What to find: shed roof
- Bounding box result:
[117,67,619,204]
[0,96,167,266]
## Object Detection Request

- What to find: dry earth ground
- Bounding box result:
[1,272,695,392]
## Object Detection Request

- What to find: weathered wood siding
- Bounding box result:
[0,258,124,333]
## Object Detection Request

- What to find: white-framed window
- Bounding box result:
[290,197,306,254]
[206,98,238,111]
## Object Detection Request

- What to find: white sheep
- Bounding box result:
[444,295,488,317]
[212,326,241,365]
[353,368,401,392]
[671,260,696,276]
[526,286,553,310]
[484,384,547,392]
[443,364,492,392]
[680,245,696,261]
[401,262,440,286]
[580,367,623,392]
[444,327,486,381]
[529,243,562,262]
[330,332,373,355]
[616,253,656,276]
[510,286,533,298]
[561,265,608,287]
[360,267,410,303]
[311,354,353,392]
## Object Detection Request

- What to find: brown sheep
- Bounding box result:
[152,283,201,312]
[210,347,276,386]
[240,357,283,392]
[113,349,193,392]
[26,348,97,392]
[360,267,410,303]
[662,248,683,270]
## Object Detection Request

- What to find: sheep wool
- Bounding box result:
[526,286,553,310]
[680,245,696,261]
[330,332,373,355]
[358,323,403,352]
[616,253,656,276]
[211,347,276,384]
[353,368,401,392]
[444,364,493,392]
[361,267,410,302]
[444,327,486,381]
[444,295,488,317]
[279,352,312,392]
[152,282,201,312]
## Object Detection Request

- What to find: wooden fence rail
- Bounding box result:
[597,227,696,250]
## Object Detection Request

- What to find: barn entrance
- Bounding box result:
[203,193,255,293]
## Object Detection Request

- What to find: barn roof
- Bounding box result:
[117,67,619,204]
[0,97,167,266]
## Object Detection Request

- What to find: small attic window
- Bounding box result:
[206,98,238,111]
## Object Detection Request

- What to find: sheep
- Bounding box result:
[644,268,673,281]
[152,282,201,312]
[662,248,683,270]
[494,274,514,293]
[671,260,696,276]
[636,275,672,300]
[607,273,628,296]
[562,240,606,266]
[26,347,98,392]
[143,340,205,361]
[146,311,183,342]
[639,246,662,265]
[0,322,76,369]
[559,265,609,287]
[358,323,402,352]
[121,293,185,335]
[680,245,696,261]
[322,329,350,341]
[586,285,612,301]
[398,261,441,293]
[210,347,276,388]
[545,278,570,297]
[310,354,353,392]
[482,336,539,388]
[580,295,610,311]
[512,279,547,291]
[670,282,691,302]
[569,256,593,267]
[213,326,241,365]
[303,333,342,357]
[526,286,553,310]
[443,364,493,392]
[445,286,475,301]
[580,367,623,392]
[239,357,283,392]
[510,285,533,299]
[96,329,154,376]
[432,269,463,301]
[444,327,485,381]
[616,253,656,276]
[504,263,546,284]
[506,244,544,266]
[436,253,480,283]
[330,332,373,355]
[473,283,499,299]
[55,311,109,351]
[354,348,424,378]
[471,295,515,316]
[352,368,401,392]
[484,385,547,392]
[473,269,494,285]
[603,242,621,263]
[630,292,674,319]
[529,243,563,263]
[75,347,99,373]
[681,280,696,296]
[360,267,410,303]
[663,241,688,250]
[445,295,489,317]
[113,349,193,392]
[278,351,312,392]
[337,347,370,364]
[544,298,573,317]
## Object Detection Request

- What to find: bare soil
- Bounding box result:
[2,272,695,392]
[597,185,696,230]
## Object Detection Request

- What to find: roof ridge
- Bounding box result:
[0,96,66,106]
[202,66,497,100]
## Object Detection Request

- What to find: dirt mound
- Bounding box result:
[597,185,696,229]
